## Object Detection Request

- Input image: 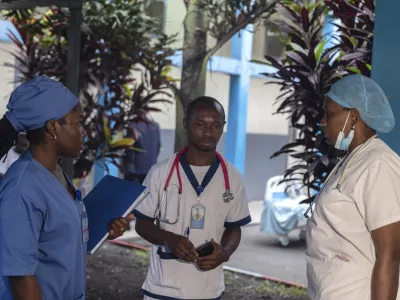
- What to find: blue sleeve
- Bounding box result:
[0,192,45,276]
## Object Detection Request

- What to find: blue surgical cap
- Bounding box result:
[327,74,395,133]
[4,76,79,132]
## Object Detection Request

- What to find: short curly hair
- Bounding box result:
[185,96,225,121]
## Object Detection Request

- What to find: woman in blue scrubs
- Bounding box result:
[0,76,132,300]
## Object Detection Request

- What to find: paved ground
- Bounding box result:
[87,242,308,300]
[119,200,308,287]
[227,225,307,286]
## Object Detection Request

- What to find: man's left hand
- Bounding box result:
[107,214,134,240]
[196,239,230,271]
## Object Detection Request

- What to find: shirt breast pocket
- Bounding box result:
[318,187,354,216]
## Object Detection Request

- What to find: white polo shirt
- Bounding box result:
[133,153,251,300]
[306,137,400,300]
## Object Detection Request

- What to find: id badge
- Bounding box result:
[190,204,205,229]
[76,190,89,244]
[81,211,89,244]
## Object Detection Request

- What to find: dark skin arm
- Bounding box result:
[108,214,134,240]
[197,227,241,271]
[9,275,41,300]
[371,221,400,300]
[135,219,198,262]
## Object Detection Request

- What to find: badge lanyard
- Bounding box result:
[180,154,220,229]
[76,190,89,244]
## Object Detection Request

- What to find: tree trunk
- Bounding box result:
[174,0,207,152]
[174,95,186,152]
[63,4,83,179]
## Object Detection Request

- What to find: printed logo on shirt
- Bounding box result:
[334,254,350,263]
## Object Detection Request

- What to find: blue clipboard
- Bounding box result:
[83,175,149,255]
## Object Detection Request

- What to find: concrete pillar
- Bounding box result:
[225,24,254,174]
[322,12,338,50]
[93,88,120,185]
[63,4,83,178]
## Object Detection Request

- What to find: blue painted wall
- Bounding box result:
[0,20,21,42]
[371,1,400,154]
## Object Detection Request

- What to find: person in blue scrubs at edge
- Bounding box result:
[134,96,252,300]
[0,76,133,300]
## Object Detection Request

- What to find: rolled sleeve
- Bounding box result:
[133,166,159,222]
[357,160,400,232]
[224,176,251,228]
[0,193,44,276]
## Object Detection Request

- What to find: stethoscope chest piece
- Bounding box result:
[223,190,234,203]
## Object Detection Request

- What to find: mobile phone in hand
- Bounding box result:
[196,241,214,257]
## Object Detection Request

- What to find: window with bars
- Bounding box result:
[144,0,166,35]
[264,31,285,58]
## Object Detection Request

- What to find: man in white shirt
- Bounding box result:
[133,96,251,299]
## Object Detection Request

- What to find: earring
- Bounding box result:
[52,136,58,140]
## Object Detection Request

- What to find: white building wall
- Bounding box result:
[0,42,17,118]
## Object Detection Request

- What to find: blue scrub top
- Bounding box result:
[0,151,87,300]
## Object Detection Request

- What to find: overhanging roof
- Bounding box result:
[0,0,90,9]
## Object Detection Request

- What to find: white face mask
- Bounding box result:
[334,112,355,151]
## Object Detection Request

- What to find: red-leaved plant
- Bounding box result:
[3,1,176,179]
[264,0,374,202]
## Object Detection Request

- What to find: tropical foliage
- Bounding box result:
[3,0,176,178]
[325,0,374,77]
[265,0,375,202]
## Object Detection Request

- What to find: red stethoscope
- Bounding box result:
[154,147,233,224]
